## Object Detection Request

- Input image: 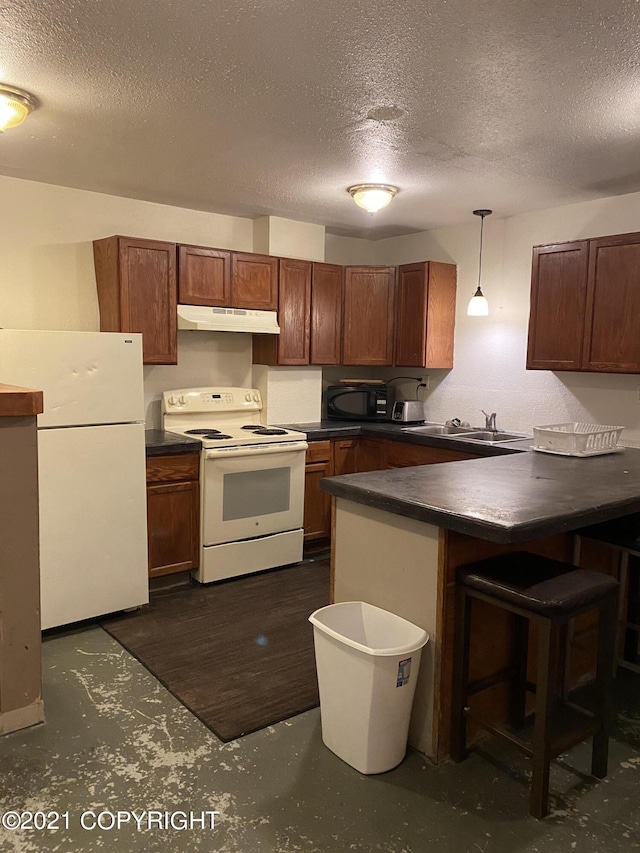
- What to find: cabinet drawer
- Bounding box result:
[146,453,200,484]
[306,440,332,464]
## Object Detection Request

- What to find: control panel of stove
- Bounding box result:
[162,387,262,414]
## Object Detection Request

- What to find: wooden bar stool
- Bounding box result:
[575,514,640,674]
[450,551,618,819]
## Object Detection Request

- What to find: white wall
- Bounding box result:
[254,216,325,262]
[374,195,640,446]
[0,175,258,428]
[324,233,376,266]
[4,174,640,438]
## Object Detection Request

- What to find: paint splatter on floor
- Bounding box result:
[0,627,639,852]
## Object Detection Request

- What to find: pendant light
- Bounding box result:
[467,209,492,316]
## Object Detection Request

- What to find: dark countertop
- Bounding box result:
[320,448,640,544]
[277,419,531,456]
[145,429,202,456]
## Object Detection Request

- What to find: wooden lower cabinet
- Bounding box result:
[333,438,358,475]
[146,453,200,578]
[304,441,333,543]
[386,442,479,468]
[303,436,483,547]
[356,438,387,472]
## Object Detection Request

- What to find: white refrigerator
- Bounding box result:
[0,329,149,629]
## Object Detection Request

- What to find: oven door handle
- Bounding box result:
[204,441,308,460]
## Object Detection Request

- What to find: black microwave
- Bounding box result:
[326,384,391,421]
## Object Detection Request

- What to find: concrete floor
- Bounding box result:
[0,627,639,852]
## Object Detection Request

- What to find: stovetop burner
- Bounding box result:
[253,427,288,435]
[204,433,233,440]
[185,428,221,435]
[241,424,264,430]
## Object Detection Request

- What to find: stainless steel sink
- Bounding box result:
[401,423,530,444]
[450,431,529,443]
[401,424,477,436]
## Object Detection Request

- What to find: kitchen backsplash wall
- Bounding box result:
[144,332,254,429]
[253,365,322,425]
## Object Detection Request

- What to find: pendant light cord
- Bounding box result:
[472,209,492,294]
[477,214,485,290]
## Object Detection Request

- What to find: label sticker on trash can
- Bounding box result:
[396,657,412,687]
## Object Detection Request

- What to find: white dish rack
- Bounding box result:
[532,423,625,457]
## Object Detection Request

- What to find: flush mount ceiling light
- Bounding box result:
[0,85,37,132]
[467,209,492,317]
[347,183,398,213]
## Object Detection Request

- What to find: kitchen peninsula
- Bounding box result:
[320,449,640,763]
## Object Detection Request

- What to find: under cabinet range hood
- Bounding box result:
[177,304,280,334]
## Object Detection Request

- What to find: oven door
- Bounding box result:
[202,442,307,546]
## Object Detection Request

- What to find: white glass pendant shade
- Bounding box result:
[348,184,398,213]
[467,286,489,316]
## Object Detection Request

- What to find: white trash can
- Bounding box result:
[309,601,429,774]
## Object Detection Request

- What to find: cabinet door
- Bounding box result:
[94,236,177,365]
[277,258,311,364]
[342,266,395,365]
[356,438,387,472]
[147,480,200,577]
[395,262,456,368]
[231,252,278,310]
[526,241,589,371]
[253,258,312,365]
[583,233,640,372]
[304,441,333,542]
[177,245,231,307]
[311,263,343,365]
[333,438,358,475]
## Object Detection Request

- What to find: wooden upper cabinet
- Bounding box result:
[311,263,343,365]
[253,258,311,366]
[231,252,278,310]
[342,266,395,365]
[527,241,589,371]
[527,230,640,374]
[583,233,640,372]
[395,262,456,368]
[93,236,177,365]
[177,245,231,307]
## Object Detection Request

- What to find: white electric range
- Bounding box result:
[163,387,308,583]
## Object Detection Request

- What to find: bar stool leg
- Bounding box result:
[450,586,472,762]
[617,553,629,671]
[509,614,529,730]
[531,618,560,820]
[592,594,617,778]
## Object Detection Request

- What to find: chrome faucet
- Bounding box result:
[482,410,497,432]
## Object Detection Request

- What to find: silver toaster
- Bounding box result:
[391,400,425,423]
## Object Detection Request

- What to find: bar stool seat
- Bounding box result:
[450,551,618,820]
[576,514,640,674]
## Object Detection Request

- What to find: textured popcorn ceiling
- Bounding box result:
[1,0,640,237]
